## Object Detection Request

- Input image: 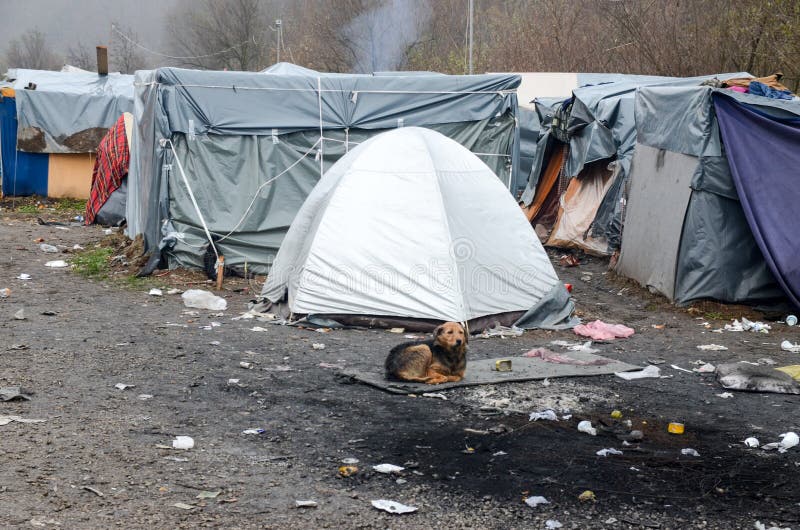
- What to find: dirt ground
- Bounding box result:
[1,202,799,529]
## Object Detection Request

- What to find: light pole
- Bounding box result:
[275,19,282,64]
[468,0,473,74]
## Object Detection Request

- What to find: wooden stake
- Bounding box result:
[96,46,109,75]
[216,255,225,291]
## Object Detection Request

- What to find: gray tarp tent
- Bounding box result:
[6,68,134,153]
[127,66,522,273]
[615,86,798,307]
[519,73,749,253]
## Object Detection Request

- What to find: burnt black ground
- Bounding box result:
[1,207,799,529]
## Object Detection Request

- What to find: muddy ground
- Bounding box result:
[1,202,799,529]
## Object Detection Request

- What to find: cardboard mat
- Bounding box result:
[341,353,640,394]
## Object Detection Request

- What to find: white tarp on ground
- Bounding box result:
[262,127,562,322]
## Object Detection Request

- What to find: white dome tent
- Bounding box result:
[260,127,575,331]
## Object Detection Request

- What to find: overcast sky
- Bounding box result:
[0,0,178,64]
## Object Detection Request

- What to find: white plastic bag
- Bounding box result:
[182,289,227,311]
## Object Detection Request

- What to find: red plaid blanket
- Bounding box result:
[85,115,130,225]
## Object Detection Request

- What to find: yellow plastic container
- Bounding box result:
[667,422,685,434]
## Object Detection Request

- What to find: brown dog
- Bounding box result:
[385,322,467,384]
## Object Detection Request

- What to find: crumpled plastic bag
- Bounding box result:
[574,320,634,340]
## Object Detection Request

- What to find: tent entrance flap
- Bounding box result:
[713,94,800,309]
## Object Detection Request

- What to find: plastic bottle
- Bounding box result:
[786,315,797,326]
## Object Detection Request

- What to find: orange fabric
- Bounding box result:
[522,143,566,222]
[0,87,15,97]
[723,73,793,94]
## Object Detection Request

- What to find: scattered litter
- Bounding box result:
[578,490,596,502]
[0,415,46,425]
[523,348,611,365]
[577,420,597,436]
[227,378,240,385]
[671,364,694,373]
[242,428,266,435]
[239,361,254,369]
[615,365,660,380]
[197,490,221,499]
[295,500,318,508]
[464,428,489,435]
[0,387,32,402]
[373,464,404,474]
[114,383,134,390]
[697,344,728,351]
[762,432,798,453]
[717,363,800,394]
[319,362,344,369]
[716,392,734,399]
[724,318,771,334]
[780,340,800,353]
[776,365,800,380]
[786,315,798,326]
[388,328,405,334]
[39,243,59,253]
[148,288,163,296]
[13,309,26,320]
[693,363,716,374]
[668,422,685,434]
[550,340,599,353]
[73,244,84,250]
[743,437,760,448]
[250,326,269,332]
[559,254,579,267]
[82,486,104,497]
[478,324,524,339]
[529,409,559,422]
[172,502,194,510]
[493,451,507,456]
[17,274,31,280]
[137,394,153,400]
[524,495,549,508]
[545,520,563,529]
[341,457,359,464]
[181,289,227,311]
[754,521,791,530]
[574,320,635,340]
[370,499,417,514]
[0,288,10,298]
[610,410,622,419]
[339,465,358,477]
[421,392,447,400]
[172,436,195,449]
[312,343,326,350]
[396,478,407,484]
[596,448,623,457]
[681,448,701,457]
[44,260,68,268]
[8,344,28,350]
[209,340,220,346]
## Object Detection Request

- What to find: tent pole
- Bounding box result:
[468,0,473,75]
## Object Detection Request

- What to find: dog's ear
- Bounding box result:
[461,324,468,344]
[433,324,443,337]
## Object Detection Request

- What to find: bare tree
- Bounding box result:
[166,0,275,71]
[111,22,146,74]
[66,42,95,71]
[5,29,62,70]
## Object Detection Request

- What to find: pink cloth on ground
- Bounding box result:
[727,86,748,93]
[573,320,635,340]
[522,348,612,366]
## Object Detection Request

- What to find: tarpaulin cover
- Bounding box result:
[713,94,800,308]
[6,69,134,154]
[127,66,522,261]
[0,95,48,195]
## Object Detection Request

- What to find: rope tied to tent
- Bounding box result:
[317,77,324,179]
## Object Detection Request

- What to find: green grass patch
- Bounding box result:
[54,198,86,211]
[70,248,114,279]
[704,311,726,321]
[15,204,39,214]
